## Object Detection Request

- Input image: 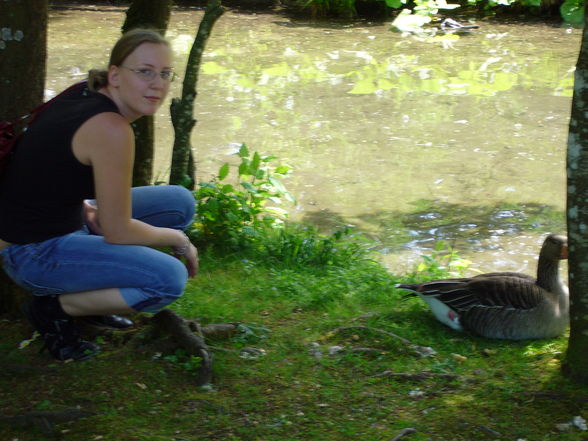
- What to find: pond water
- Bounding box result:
[47,5,579,276]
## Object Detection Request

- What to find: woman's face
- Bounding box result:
[109,42,173,121]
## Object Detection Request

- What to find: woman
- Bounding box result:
[0,29,198,361]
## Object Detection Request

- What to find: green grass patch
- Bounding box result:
[1,246,587,441]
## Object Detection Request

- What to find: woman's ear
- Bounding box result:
[108,65,121,87]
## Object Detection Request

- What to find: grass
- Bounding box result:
[1,245,587,441]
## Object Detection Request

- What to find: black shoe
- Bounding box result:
[23,297,100,361]
[79,314,134,330]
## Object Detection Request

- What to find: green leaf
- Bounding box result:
[385,0,403,7]
[239,161,250,177]
[218,163,230,180]
[241,182,258,194]
[251,152,261,173]
[561,0,584,25]
[268,176,287,193]
[238,144,249,158]
[274,165,291,174]
[284,191,297,203]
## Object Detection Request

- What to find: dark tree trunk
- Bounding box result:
[122,0,172,187]
[0,0,47,119]
[0,0,48,317]
[169,0,224,189]
[563,6,588,384]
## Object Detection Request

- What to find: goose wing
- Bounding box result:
[462,276,547,310]
[473,272,535,282]
[398,275,546,313]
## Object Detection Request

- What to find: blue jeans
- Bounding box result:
[0,185,195,313]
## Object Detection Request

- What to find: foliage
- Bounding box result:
[560,0,585,25]
[161,349,203,377]
[410,239,472,279]
[191,144,295,250]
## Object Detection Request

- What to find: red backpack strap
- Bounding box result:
[30,79,88,119]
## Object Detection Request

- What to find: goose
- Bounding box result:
[395,234,569,340]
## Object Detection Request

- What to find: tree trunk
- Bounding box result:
[0,0,47,119]
[0,0,48,317]
[122,0,172,187]
[169,0,224,189]
[562,7,588,384]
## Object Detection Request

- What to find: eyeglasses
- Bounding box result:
[121,66,177,82]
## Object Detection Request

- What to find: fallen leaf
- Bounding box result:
[452,353,468,363]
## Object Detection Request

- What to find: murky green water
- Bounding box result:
[47,6,579,275]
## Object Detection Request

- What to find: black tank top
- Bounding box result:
[0,84,120,244]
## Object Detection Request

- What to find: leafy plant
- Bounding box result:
[163,349,203,376]
[411,240,471,280]
[560,0,585,25]
[191,144,295,250]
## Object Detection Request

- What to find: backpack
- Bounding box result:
[0,80,88,175]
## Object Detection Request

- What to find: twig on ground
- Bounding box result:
[330,326,436,357]
[372,371,461,381]
[390,427,417,440]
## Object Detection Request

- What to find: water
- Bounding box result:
[47,5,579,276]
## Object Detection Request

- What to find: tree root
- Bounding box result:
[329,326,436,358]
[151,309,213,386]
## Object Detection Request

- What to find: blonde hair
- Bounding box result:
[88,28,170,91]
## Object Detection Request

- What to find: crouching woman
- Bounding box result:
[0,29,198,361]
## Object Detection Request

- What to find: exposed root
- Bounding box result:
[151,309,213,386]
[329,326,436,358]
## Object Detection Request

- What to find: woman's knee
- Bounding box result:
[169,185,197,229]
[121,256,189,312]
[131,185,196,230]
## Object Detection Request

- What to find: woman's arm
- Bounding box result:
[73,112,198,276]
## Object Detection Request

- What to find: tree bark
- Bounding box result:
[169,0,224,189]
[0,1,47,119]
[0,0,48,317]
[563,6,588,384]
[122,0,172,187]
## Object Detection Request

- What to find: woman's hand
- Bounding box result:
[181,243,199,278]
[172,232,199,278]
[83,200,103,235]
